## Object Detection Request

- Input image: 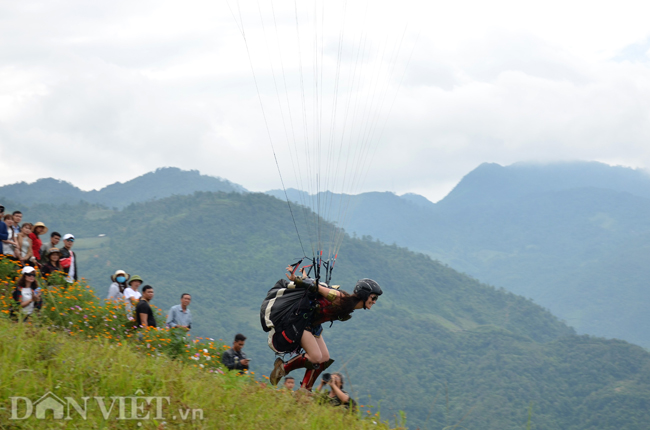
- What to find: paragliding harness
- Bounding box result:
[260,257,335,354]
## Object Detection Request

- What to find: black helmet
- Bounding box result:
[353,279,383,300]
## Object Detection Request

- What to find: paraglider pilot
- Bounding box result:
[264,266,382,390]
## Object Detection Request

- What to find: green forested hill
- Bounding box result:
[0,167,245,208]
[13,191,650,429]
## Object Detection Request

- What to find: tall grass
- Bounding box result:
[0,257,399,429]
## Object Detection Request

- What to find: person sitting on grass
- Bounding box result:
[41,248,62,278]
[12,266,41,321]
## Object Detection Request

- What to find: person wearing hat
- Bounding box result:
[12,266,41,321]
[59,234,77,282]
[41,248,63,277]
[124,275,143,318]
[107,270,130,301]
[28,222,48,262]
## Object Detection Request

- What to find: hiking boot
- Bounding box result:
[270,357,286,386]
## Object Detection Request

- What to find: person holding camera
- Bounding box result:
[316,372,356,410]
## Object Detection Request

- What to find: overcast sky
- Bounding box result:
[1,0,649,202]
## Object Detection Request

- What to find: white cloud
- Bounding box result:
[1,0,650,202]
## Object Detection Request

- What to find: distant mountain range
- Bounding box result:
[268,161,650,349]
[0,167,245,209]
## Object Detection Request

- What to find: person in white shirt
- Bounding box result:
[2,214,17,257]
[12,266,40,321]
[124,275,143,319]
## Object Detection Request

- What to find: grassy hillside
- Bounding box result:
[12,191,650,429]
[0,322,392,429]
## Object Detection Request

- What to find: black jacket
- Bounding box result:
[222,348,248,371]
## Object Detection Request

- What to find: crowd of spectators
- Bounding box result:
[103,269,193,332]
[1,205,78,283]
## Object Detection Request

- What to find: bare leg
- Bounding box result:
[315,335,330,363]
[301,330,324,363]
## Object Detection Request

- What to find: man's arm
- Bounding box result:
[166,307,177,328]
[139,312,149,327]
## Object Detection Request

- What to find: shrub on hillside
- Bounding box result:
[0,257,228,373]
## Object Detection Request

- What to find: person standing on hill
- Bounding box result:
[40,232,61,264]
[29,222,47,263]
[124,275,143,318]
[12,266,41,321]
[16,223,34,266]
[135,285,157,328]
[107,270,130,301]
[222,334,250,372]
[11,211,22,237]
[2,214,18,258]
[59,234,77,283]
[166,293,193,330]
